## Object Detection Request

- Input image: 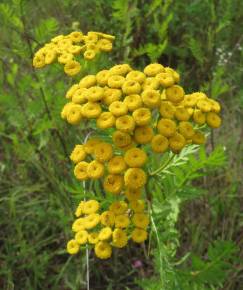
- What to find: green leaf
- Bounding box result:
[34,17,59,43]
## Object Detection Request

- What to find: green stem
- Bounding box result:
[150,154,175,176]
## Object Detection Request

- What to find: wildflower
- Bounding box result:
[131,228,148,243]
[124,94,143,111]
[130,199,145,213]
[109,101,128,116]
[112,130,132,148]
[112,228,128,248]
[178,122,195,139]
[109,64,132,76]
[197,99,212,112]
[74,161,89,180]
[68,31,83,42]
[75,201,85,217]
[85,213,100,229]
[67,239,80,254]
[84,138,102,154]
[70,145,86,163]
[192,131,206,144]
[82,102,102,119]
[159,101,176,119]
[125,187,142,201]
[206,112,222,128]
[116,115,135,133]
[175,106,190,121]
[157,118,176,137]
[193,110,206,125]
[75,230,88,244]
[126,70,146,83]
[109,201,128,215]
[144,63,164,76]
[165,85,184,103]
[94,142,113,162]
[103,88,122,105]
[100,211,115,227]
[124,168,147,189]
[134,126,154,144]
[209,99,221,113]
[66,84,80,99]
[84,50,96,60]
[155,72,174,87]
[141,89,161,108]
[132,108,151,126]
[72,88,88,104]
[122,80,141,95]
[98,227,112,241]
[33,53,45,68]
[96,70,111,86]
[95,241,112,259]
[72,218,86,232]
[88,232,100,244]
[66,104,83,125]
[169,132,186,153]
[108,75,125,89]
[151,134,169,153]
[86,86,104,102]
[132,213,149,229]
[97,39,112,52]
[79,75,96,88]
[83,200,100,214]
[58,53,73,64]
[107,156,127,174]
[103,174,123,194]
[64,60,81,76]
[124,148,147,167]
[115,214,130,228]
[183,94,197,107]
[45,50,57,64]
[97,112,116,129]
[143,77,160,90]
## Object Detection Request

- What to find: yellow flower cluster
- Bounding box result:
[32,31,114,76]
[62,63,222,151]
[67,199,149,259]
[65,63,222,258]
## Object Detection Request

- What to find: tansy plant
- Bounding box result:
[32,30,222,260]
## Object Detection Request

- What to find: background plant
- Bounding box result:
[0,0,242,289]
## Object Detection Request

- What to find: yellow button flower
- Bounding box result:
[124,148,147,167]
[66,84,79,99]
[86,86,104,102]
[72,88,88,104]
[157,118,176,137]
[165,85,185,103]
[144,63,164,76]
[143,77,160,90]
[75,230,88,245]
[96,112,115,129]
[84,138,102,154]
[169,132,186,153]
[83,200,100,214]
[45,50,57,64]
[85,213,100,230]
[75,201,85,217]
[159,101,176,119]
[74,161,89,180]
[116,115,135,133]
[112,228,128,248]
[130,199,145,213]
[100,211,115,227]
[134,125,154,144]
[155,72,174,87]
[126,70,146,84]
[87,160,105,179]
[97,39,113,52]
[192,131,206,144]
[124,94,143,111]
[88,232,100,244]
[132,108,151,126]
[125,187,142,201]
[209,99,221,113]
[67,239,80,255]
[84,49,96,60]
[95,241,112,259]
[183,94,198,107]
[178,122,195,139]
[197,99,212,112]
[206,112,222,128]
[82,102,102,119]
[96,70,111,86]
[99,227,112,241]
[108,156,127,174]
[94,142,113,162]
[193,109,206,125]
[164,67,180,83]
[70,144,86,163]
[72,218,86,232]
[79,75,96,88]
[58,53,73,64]
[103,88,122,105]
[109,64,132,76]
[66,104,83,125]
[175,106,190,121]
[132,213,149,229]
[151,134,169,153]
[141,89,161,108]
[109,101,128,116]
[112,130,132,148]
[64,60,81,76]
[115,214,130,228]
[109,201,128,215]
[103,174,123,194]
[108,75,125,88]
[131,228,148,243]
[122,80,141,95]
[124,168,147,189]
[33,53,45,68]
[68,31,83,42]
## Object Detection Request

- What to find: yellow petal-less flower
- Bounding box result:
[108,75,125,89]
[99,227,112,241]
[115,214,130,228]
[100,211,115,227]
[116,115,135,133]
[125,187,142,200]
[96,112,115,129]
[151,134,169,153]
[88,232,100,244]
[159,101,176,119]
[96,70,111,86]
[124,94,143,111]
[175,106,190,121]
[109,101,128,117]
[155,72,174,87]
[85,213,100,229]
[103,88,122,105]
[192,131,206,144]
[124,168,147,189]
[67,239,80,254]
[94,142,113,162]
[165,85,184,103]
[131,228,148,243]
[109,64,132,76]
[134,125,154,144]
[103,174,123,194]
[86,86,104,102]
[130,199,145,213]
[66,104,83,125]
[124,148,147,167]
[178,121,195,139]
[75,230,88,245]
[193,109,206,125]
[82,102,102,119]
[206,112,222,128]
[84,138,102,154]
[157,118,176,137]
[72,218,86,232]
[95,241,112,259]
[112,228,128,248]
[109,201,128,215]
[108,156,127,174]
[79,75,96,88]
[87,160,105,179]
[126,70,146,84]
[141,89,161,108]
[169,132,186,153]
[112,130,132,148]
[144,63,164,76]
[83,200,100,214]
[64,60,81,76]
[74,161,89,180]
[132,213,149,229]
[122,80,141,95]
[132,108,151,126]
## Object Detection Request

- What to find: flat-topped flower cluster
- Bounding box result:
[32,31,222,260]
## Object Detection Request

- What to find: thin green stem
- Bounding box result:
[150,154,175,176]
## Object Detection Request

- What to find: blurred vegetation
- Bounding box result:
[0,0,242,289]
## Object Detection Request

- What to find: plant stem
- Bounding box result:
[150,154,175,176]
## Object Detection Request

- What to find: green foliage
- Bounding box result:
[0,0,242,289]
